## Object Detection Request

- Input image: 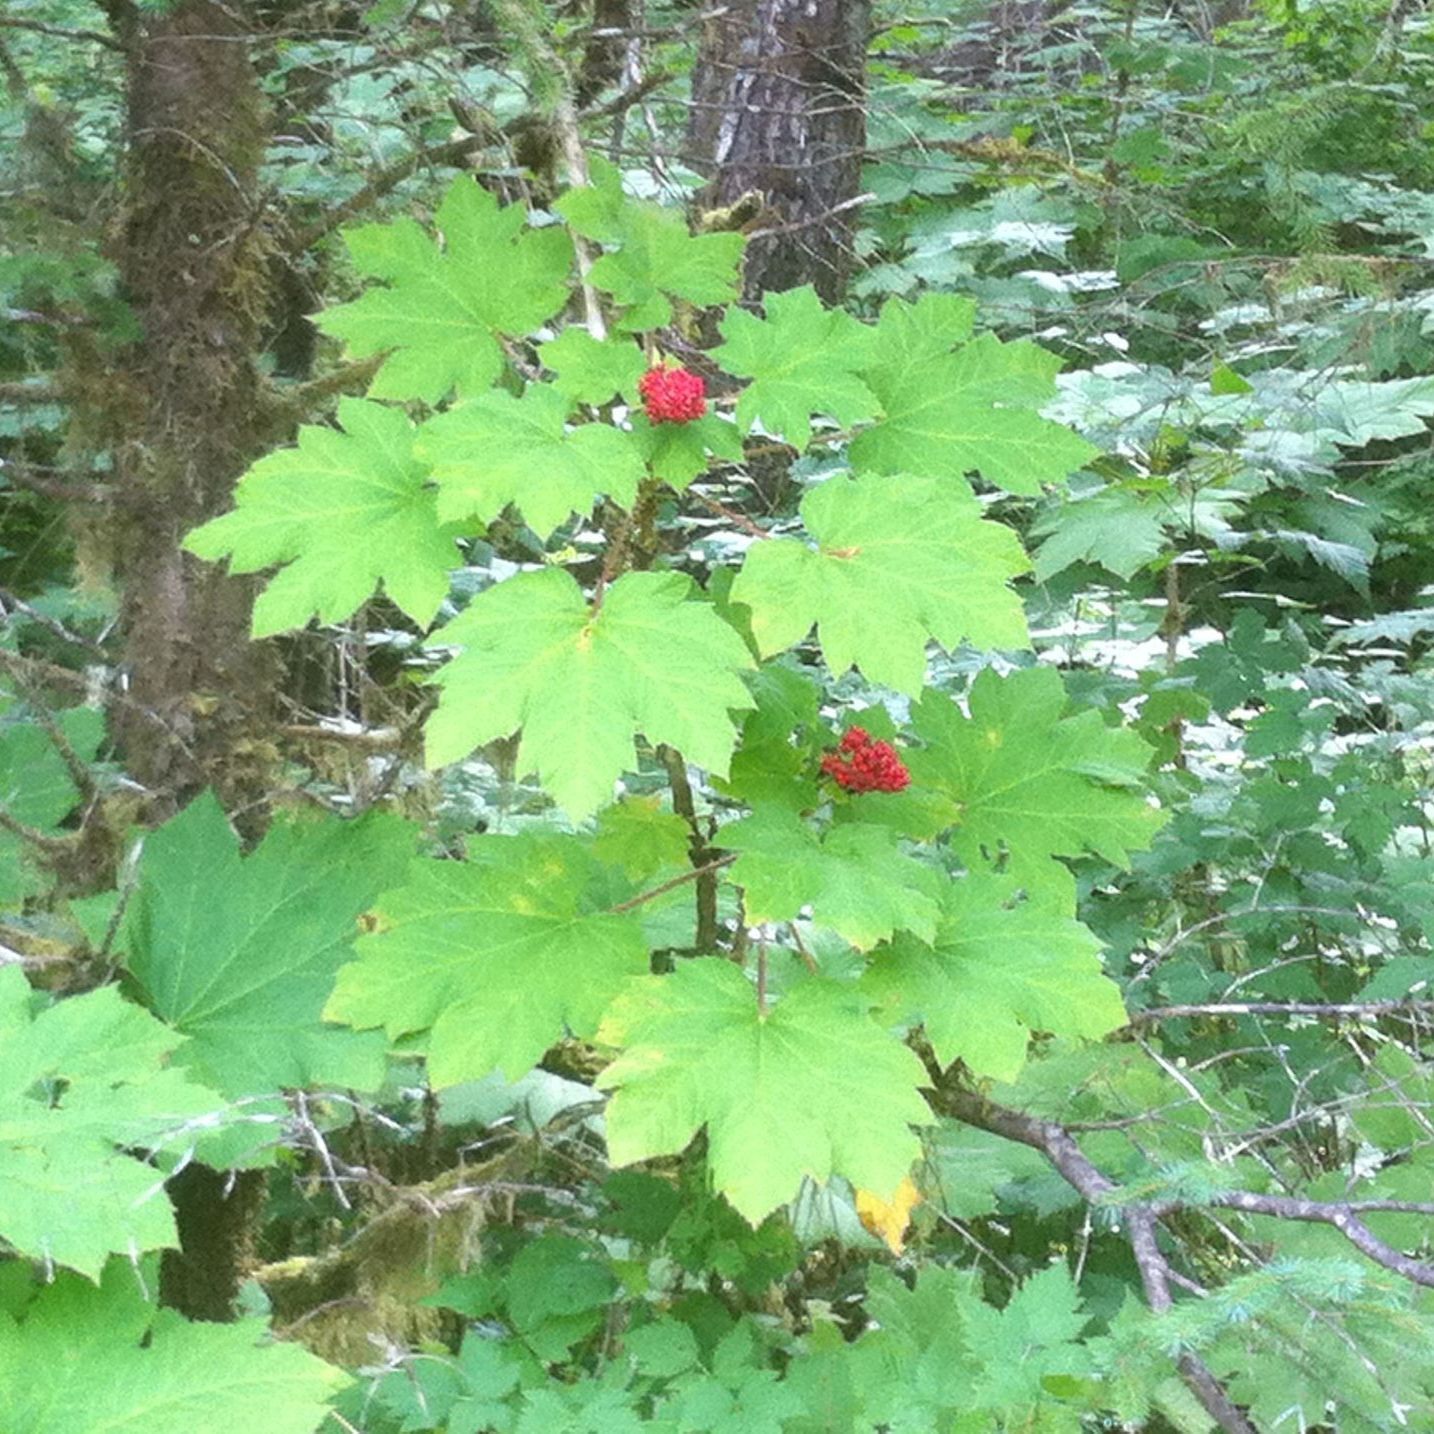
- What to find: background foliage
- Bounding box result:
[5,0,1434,1430]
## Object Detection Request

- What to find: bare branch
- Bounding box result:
[266,353,386,428]
[286,137,487,255]
[935,1078,1258,1434]
[0,16,126,52]
[1200,1191,1434,1288]
[607,854,736,915]
[0,380,63,406]
[1129,998,1434,1024]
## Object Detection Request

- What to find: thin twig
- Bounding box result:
[788,921,818,974]
[1129,998,1434,1024]
[0,16,125,51]
[607,854,736,913]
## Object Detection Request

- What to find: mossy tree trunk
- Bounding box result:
[686,0,872,302]
[102,0,279,828]
[99,0,282,1319]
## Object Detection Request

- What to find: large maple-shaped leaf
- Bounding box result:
[538,328,648,406]
[714,285,880,448]
[326,834,648,1087]
[123,792,410,1096]
[863,875,1126,1081]
[909,666,1165,904]
[0,969,232,1278]
[722,806,941,949]
[596,959,929,1223]
[629,411,745,490]
[424,569,755,817]
[557,157,743,331]
[850,322,1097,492]
[416,385,645,534]
[729,473,1030,693]
[184,398,456,638]
[0,1261,344,1433]
[860,292,977,370]
[314,177,573,402]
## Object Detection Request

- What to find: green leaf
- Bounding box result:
[0,1260,344,1433]
[595,796,692,880]
[851,316,1097,491]
[315,177,573,402]
[123,792,409,1096]
[1211,361,1254,395]
[539,328,648,406]
[851,382,1097,493]
[864,875,1126,1081]
[597,960,929,1223]
[424,569,755,818]
[840,1263,1097,1429]
[722,806,941,950]
[713,285,880,447]
[416,385,646,535]
[861,292,977,370]
[729,472,1030,693]
[558,158,744,331]
[911,667,1166,903]
[1031,484,1169,581]
[184,397,455,637]
[630,412,745,490]
[326,834,648,1086]
[0,706,104,907]
[0,969,230,1277]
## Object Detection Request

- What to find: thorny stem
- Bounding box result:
[788,921,818,974]
[659,745,719,950]
[690,489,772,538]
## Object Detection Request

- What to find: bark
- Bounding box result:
[103,1,279,827]
[686,0,871,303]
[160,1165,268,1322]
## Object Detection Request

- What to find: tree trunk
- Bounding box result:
[103,0,278,827]
[686,0,871,303]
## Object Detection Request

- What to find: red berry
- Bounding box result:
[821,728,910,794]
[639,364,707,424]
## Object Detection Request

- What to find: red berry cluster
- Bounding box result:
[820,726,911,794]
[638,364,707,424]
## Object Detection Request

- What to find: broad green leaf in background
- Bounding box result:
[184,398,456,637]
[123,792,409,1096]
[594,795,692,880]
[851,328,1097,492]
[424,569,755,818]
[864,875,1126,1081]
[722,806,941,950]
[327,833,648,1086]
[558,157,744,331]
[315,177,573,402]
[0,1260,344,1434]
[0,705,103,907]
[417,384,646,534]
[1030,483,1169,581]
[730,473,1030,693]
[838,1263,1097,1429]
[0,969,231,1278]
[910,666,1165,905]
[714,285,880,447]
[539,328,648,406]
[597,959,929,1223]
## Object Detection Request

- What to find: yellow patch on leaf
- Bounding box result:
[855,1174,921,1255]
